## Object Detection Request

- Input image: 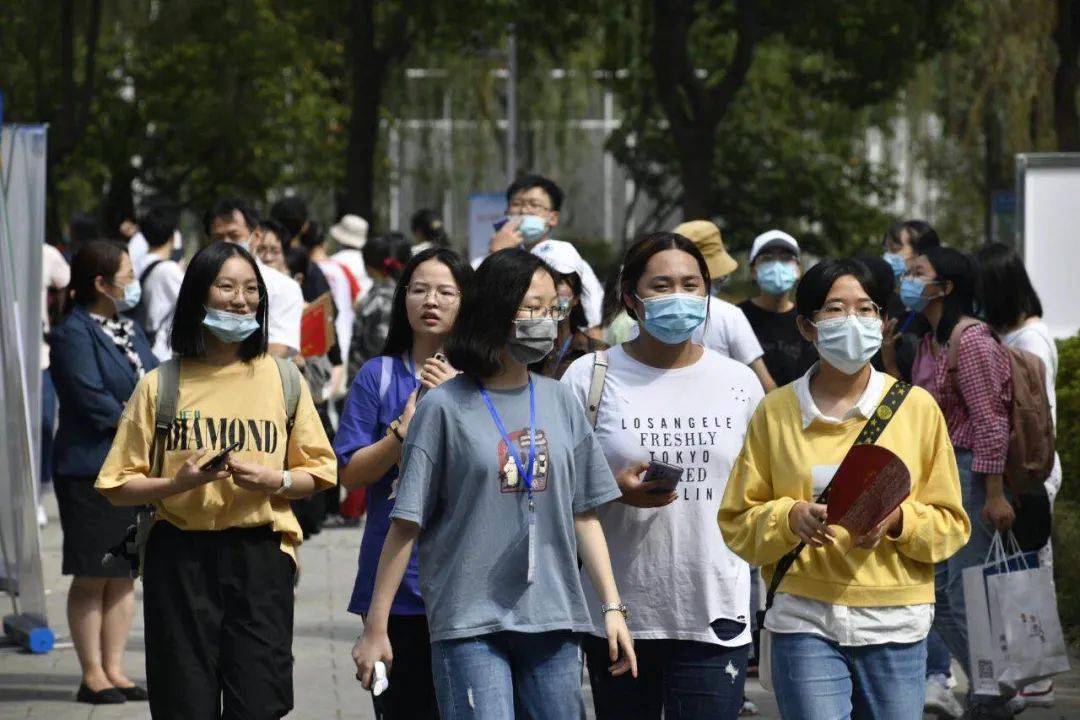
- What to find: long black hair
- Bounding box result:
[975,242,1043,331]
[382,248,474,358]
[795,258,879,320]
[171,241,269,361]
[446,249,556,379]
[619,231,712,321]
[922,246,977,345]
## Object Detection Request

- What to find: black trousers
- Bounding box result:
[370,614,439,719]
[143,521,295,720]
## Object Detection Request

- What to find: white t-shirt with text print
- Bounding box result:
[562,345,763,646]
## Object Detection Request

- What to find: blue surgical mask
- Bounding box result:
[518,215,548,245]
[638,293,708,345]
[900,277,936,313]
[813,315,882,375]
[202,307,260,343]
[883,252,906,278]
[113,280,142,312]
[755,260,798,295]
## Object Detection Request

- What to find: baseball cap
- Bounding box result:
[671,220,738,278]
[748,230,800,265]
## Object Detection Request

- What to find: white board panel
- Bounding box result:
[1020,157,1080,339]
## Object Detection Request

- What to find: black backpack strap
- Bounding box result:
[139,259,165,287]
[763,380,912,611]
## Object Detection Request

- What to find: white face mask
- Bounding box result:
[813,315,883,375]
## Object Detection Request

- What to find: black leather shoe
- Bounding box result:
[76,683,126,704]
[116,685,149,701]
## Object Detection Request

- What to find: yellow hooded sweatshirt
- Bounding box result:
[719,377,970,607]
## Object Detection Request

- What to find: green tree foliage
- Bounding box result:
[902,1,1058,246]
[600,0,954,255]
[1,1,344,237]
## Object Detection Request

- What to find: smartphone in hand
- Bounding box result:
[200,440,242,472]
[643,460,684,494]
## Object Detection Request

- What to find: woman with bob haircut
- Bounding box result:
[96,241,337,719]
[337,247,473,718]
[720,258,968,720]
[562,232,764,719]
[352,248,635,718]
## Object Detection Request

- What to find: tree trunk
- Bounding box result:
[1054,0,1080,151]
[676,127,715,220]
[647,0,756,220]
[340,0,383,223]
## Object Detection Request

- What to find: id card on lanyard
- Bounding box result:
[478,377,538,584]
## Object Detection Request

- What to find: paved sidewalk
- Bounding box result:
[2,495,1079,718]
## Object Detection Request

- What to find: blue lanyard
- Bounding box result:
[478,377,537,499]
[554,335,573,368]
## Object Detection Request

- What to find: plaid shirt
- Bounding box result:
[920,323,1011,474]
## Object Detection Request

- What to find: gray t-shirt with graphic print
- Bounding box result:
[391,373,621,642]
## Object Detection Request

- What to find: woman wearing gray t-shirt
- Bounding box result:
[353,248,636,718]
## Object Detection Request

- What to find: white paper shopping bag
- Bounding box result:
[964,559,1005,697]
[987,559,1070,688]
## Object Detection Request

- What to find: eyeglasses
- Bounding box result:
[214,281,261,299]
[507,200,552,213]
[814,301,881,320]
[518,304,570,321]
[406,283,461,303]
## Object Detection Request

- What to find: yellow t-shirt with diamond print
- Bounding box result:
[97,355,337,558]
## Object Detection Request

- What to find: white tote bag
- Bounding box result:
[964,533,1008,697]
[986,535,1070,689]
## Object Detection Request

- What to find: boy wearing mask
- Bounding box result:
[738,230,816,388]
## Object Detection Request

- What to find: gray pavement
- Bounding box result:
[1,494,1078,718]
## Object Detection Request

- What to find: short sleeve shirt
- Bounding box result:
[96,355,338,559]
[390,374,621,642]
[257,261,303,357]
[334,355,425,615]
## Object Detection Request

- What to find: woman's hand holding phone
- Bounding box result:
[615,462,677,508]
[174,452,233,491]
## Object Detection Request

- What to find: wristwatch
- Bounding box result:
[388,418,405,443]
[601,601,629,620]
[273,470,292,496]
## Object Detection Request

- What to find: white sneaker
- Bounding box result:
[1020,679,1054,707]
[925,674,964,719]
[36,504,47,529]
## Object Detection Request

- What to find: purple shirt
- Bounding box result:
[334,354,424,616]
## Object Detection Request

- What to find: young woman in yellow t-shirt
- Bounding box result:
[96,241,337,720]
[719,258,969,720]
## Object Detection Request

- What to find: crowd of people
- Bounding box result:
[36,173,1063,720]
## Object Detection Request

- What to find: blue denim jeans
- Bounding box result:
[584,621,748,720]
[771,632,926,720]
[429,631,583,719]
[931,448,1010,708]
[926,623,952,677]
